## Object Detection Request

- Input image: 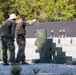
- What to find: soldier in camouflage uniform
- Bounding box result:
[1,14,17,65]
[16,14,37,64]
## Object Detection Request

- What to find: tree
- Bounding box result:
[0,0,76,24]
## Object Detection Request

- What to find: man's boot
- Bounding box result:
[3,62,9,66]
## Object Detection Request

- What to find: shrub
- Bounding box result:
[11,65,22,75]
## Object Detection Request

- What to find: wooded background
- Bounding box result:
[0,0,76,24]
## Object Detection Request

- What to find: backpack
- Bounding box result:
[16,22,26,35]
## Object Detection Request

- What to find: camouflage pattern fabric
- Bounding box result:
[1,37,15,63]
[0,19,16,63]
[16,35,25,62]
[16,20,30,62]
[1,20,16,39]
[16,22,26,35]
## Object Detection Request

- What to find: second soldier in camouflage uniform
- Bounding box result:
[16,14,37,64]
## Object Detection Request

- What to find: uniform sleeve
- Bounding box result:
[11,22,17,40]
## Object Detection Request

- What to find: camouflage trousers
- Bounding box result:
[16,35,26,62]
[1,37,15,63]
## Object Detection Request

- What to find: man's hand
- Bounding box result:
[33,17,39,20]
[26,18,38,25]
[32,19,37,23]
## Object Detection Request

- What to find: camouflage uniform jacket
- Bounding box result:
[1,20,16,40]
[16,20,30,37]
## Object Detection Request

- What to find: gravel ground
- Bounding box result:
[0,63,76,75]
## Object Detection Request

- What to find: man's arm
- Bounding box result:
[11,22,17,40]
[26,19,37,26]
